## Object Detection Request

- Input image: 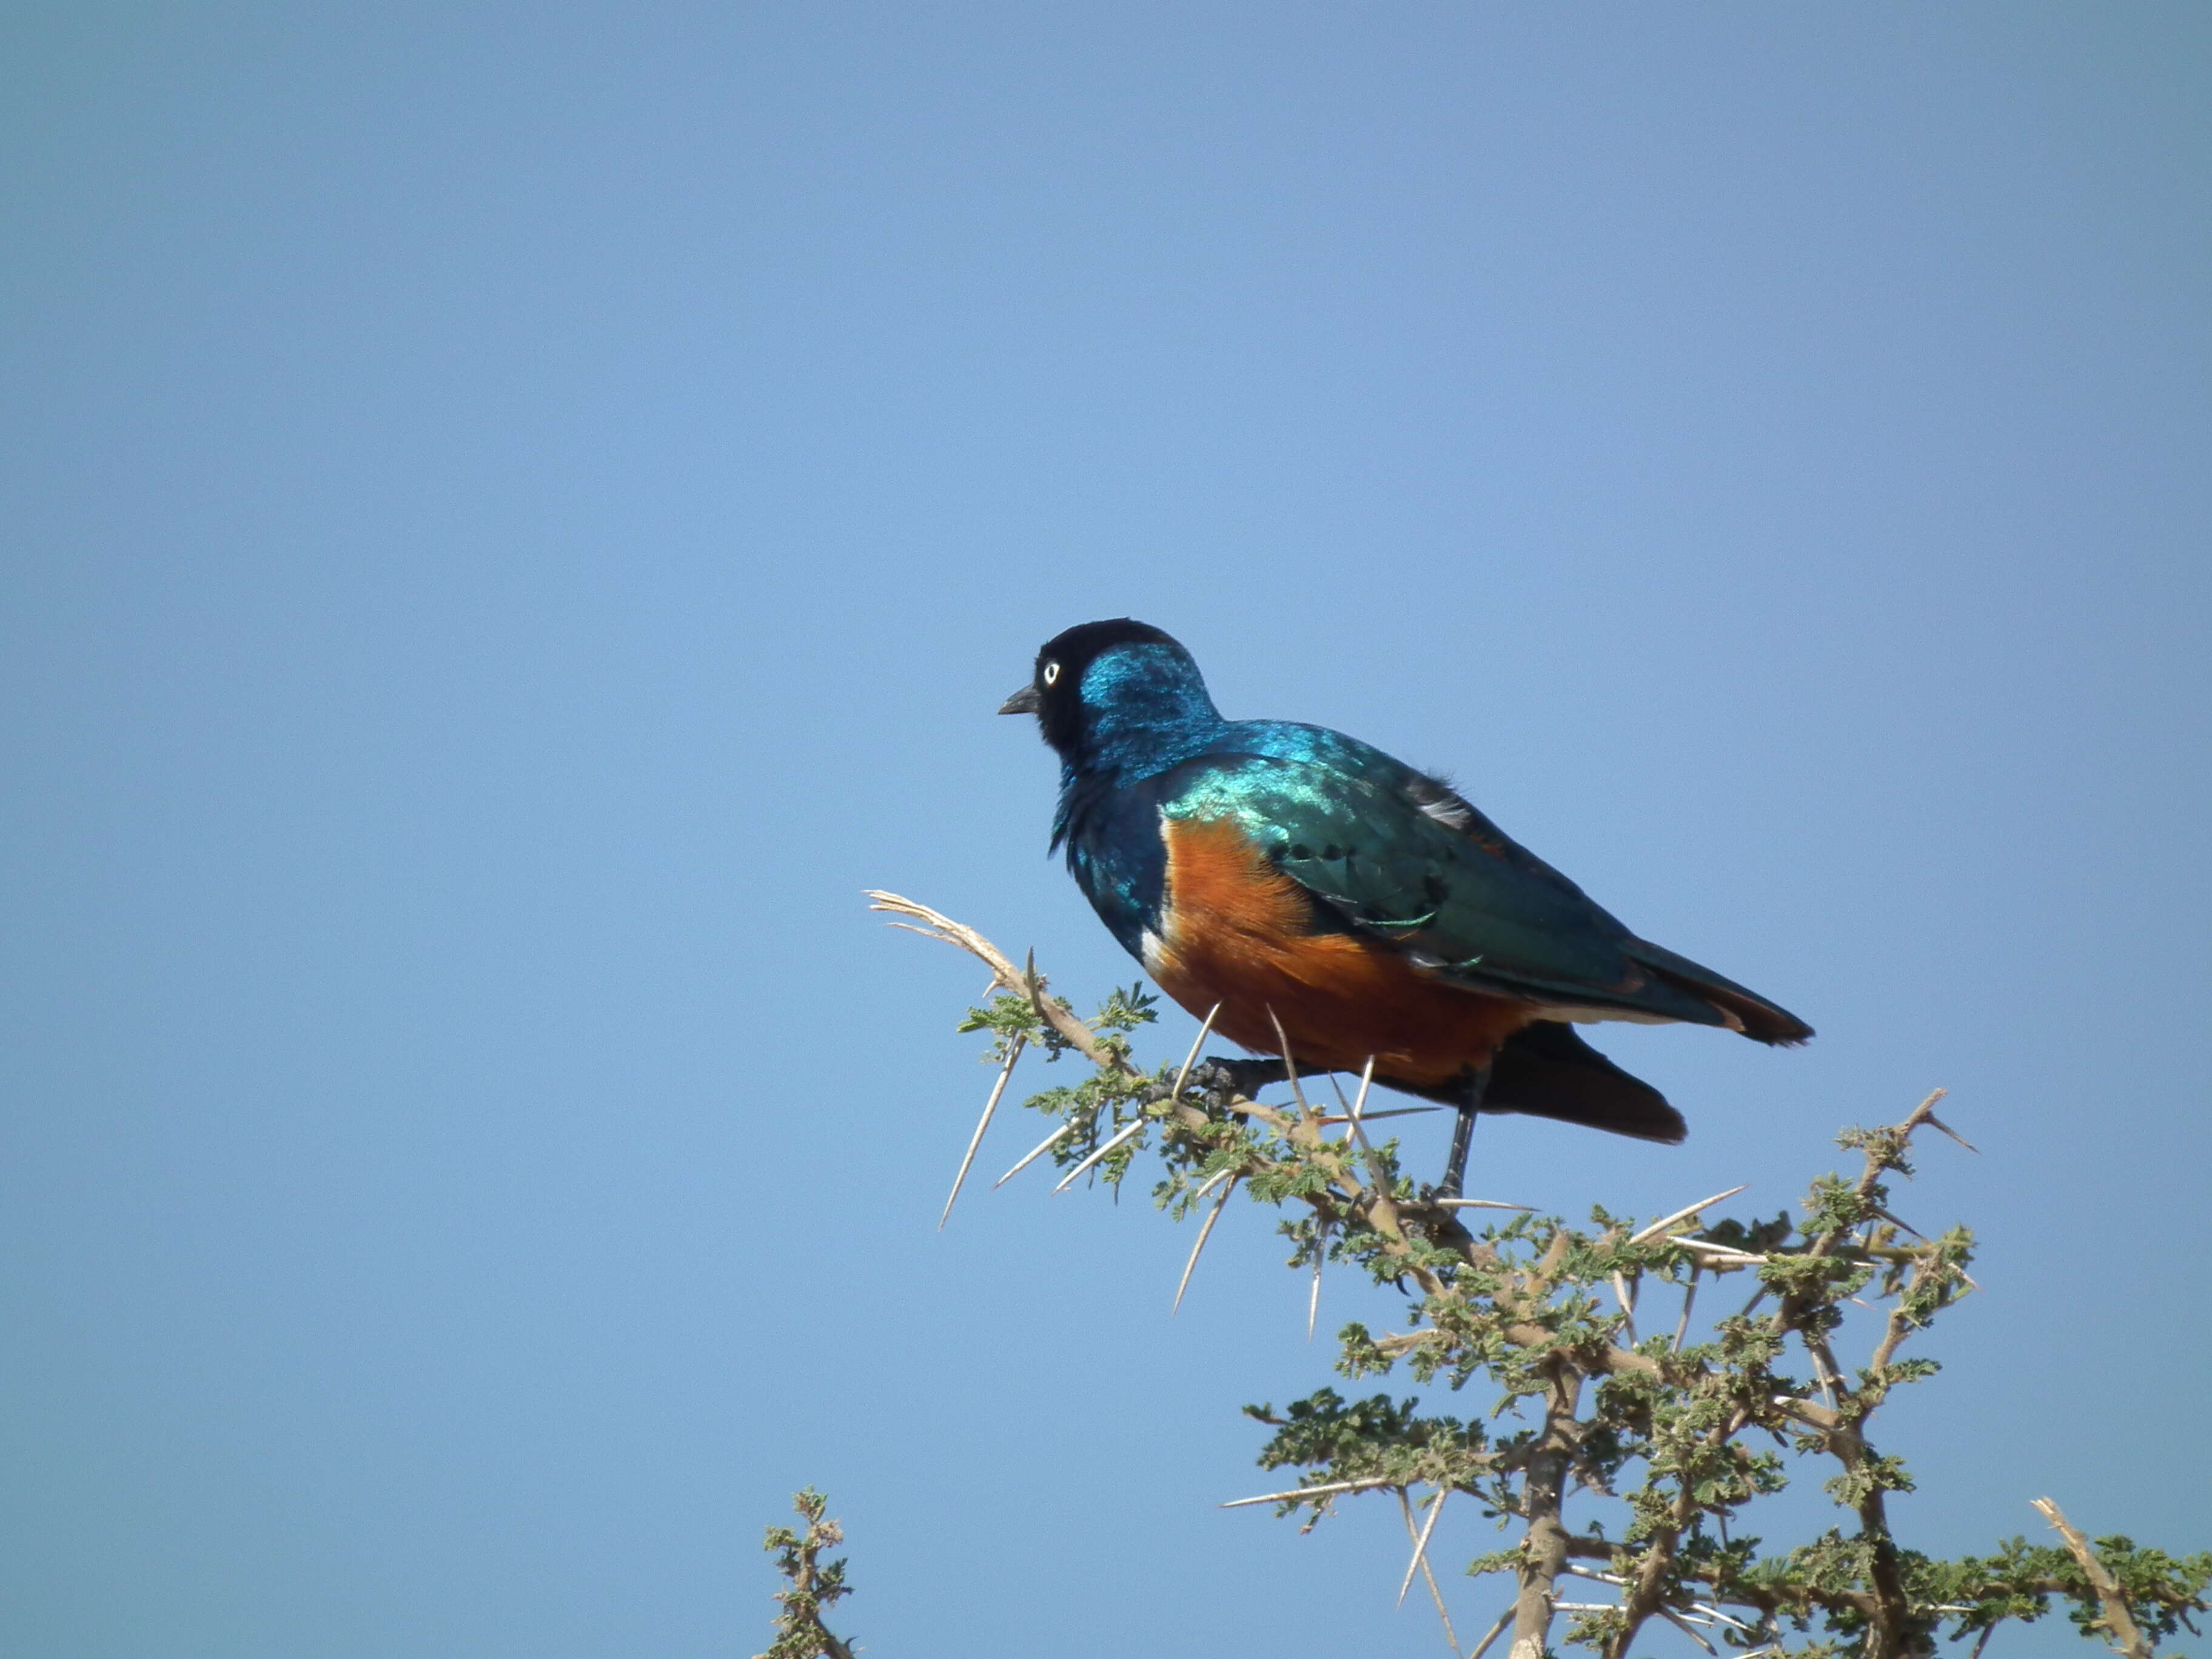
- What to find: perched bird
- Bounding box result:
[999,618,1811,1195]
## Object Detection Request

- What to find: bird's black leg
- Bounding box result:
[1438,1067,1490,1199]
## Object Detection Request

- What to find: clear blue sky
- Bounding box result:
[3,7,2207,1656]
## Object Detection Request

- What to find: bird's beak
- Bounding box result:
[997,684,1042,716]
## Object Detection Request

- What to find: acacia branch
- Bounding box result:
[870,890,1141,1075]
[1605,1407,1753,1659]
[883,895,2204,1659]
[756,1489,857,1659]
[1509,1368,1583,1659]
[2033,1498,2154,1659]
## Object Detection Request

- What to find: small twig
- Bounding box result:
[940,1034,1025,1228]
[994,1121,1071,1188]
[868,891,1143,1078]
[1889,1088,1949,1151]
[1432,1198,1535,1212]
[2031,1496,2153,1659]
[1173,1176,1240,1314]
[756,1489,857,1659]
[868,891,1025,988]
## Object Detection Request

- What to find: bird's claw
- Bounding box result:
[1150,1056,1313,1110]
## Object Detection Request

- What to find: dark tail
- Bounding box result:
[1625,939,1815,1047]
[1484,1021,1687,1144]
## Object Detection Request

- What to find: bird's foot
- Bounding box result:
[1162,1056,1314,1110]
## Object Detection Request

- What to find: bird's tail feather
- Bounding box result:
[1625,940,1815,1047]
[1484,1021,1687,1144]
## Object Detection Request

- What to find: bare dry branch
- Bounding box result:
[2032,1497,2154,1659]
[868,890,1142,1076]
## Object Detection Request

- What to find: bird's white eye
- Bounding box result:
[1041,660,1061,686]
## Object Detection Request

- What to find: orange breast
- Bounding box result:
[1147,815,1536,1088]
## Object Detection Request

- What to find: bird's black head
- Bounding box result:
[998,618,1221,769]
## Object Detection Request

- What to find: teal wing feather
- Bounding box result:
[1161,749,1733,1027]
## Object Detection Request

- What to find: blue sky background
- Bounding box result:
[3,6,2207,1656]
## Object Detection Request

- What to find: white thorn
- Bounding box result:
[1344,1055,1376,1147]
[1051,1114,1148,1193]
[993,1121,1072,1188]
[1264,1004,1313,1115]
[1218,1476,1393,1509]
[1629,1184,1751,1247]
[1398,1486,1447,1608]
[1172,1176,1239,1314]
[939,1034,1025,1229]
[1170,1002,1222,1101]
[1307,1221,1327,1342]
